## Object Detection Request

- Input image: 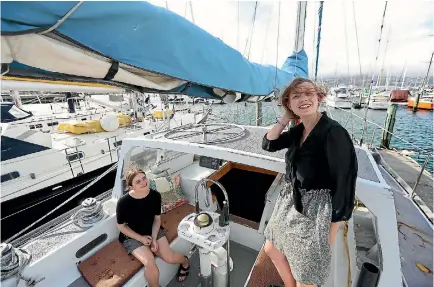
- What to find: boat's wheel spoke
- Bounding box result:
[164,124,245,144]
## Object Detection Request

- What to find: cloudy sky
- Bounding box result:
[148,1,433,80]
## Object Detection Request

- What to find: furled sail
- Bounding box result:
[1,1,308,100]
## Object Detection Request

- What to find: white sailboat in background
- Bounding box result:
[326,86,352,109]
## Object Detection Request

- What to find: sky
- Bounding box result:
[147,1,433,80]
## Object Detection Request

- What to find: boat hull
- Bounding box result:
[408,99,433,110]
[326,98,352,109]
[368,101,389,110]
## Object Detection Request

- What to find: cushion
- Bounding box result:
[149,176,188,214]
[246,247,283,287]
[77,204,196,287]
[77,240,142,287]
[153,177,172,193]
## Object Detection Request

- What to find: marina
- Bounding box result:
[1,1,433,287]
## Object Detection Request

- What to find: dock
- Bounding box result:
[378,149,433,216]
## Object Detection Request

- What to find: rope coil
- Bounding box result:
[71,198,107,229]
[0,243,32,281]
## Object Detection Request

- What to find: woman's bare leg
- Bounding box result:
[154,236,189,281]
[295,222,342,287]
[264,240,296,287]
[131,246,159,287]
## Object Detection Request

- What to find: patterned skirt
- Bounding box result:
[264,183,333,285]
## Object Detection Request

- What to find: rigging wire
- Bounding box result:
[352,2,363,88]
[343,2,351,86]
[274,2,281,88]
[376,27,392,87]
[314,1,324,81]
[311,2,317,79]
[189,2,195,24]
[237,2,240,51]
[244,1,258,60]
[360,1,389,146]
[260,6,273,64]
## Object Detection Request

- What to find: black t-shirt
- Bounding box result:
[116,189,162,243]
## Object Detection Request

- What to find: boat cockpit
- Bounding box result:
[2,127,402,287]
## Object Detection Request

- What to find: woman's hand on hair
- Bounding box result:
[140,235,153,246]
[282,110,296,123]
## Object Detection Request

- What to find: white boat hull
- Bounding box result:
[368,101,389,110]
[326,98,352,109]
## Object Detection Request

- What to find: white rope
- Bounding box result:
[38,1,84,35]
[71,198,106,229]
[0,243,32,281]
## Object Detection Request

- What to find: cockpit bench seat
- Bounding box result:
[246,243,283,287]
[77,203,196,287]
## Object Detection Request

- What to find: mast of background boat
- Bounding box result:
[360,2,388,146]
[354,1,364,107]
[400,62,408,90]
[376,27,391,90]
[413,52,433,112]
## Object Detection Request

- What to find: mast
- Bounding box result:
[293,2,307,53]
[400,62,408,89]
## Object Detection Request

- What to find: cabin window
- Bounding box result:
[1,171,20,183]
[113,140,122,148]
[29,125,35,129]
[35,124,43,129]
[47,121,59,127]
[66,151,85,162]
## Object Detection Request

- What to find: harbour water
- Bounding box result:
[207,102,433,173]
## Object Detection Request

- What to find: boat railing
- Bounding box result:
[326,105,433,201]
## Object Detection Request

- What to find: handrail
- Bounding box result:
[325,105,432,199]
[335,107,432,153]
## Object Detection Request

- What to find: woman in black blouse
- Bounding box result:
[262,78,358,287]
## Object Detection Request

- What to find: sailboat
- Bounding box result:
[1,2,431,287]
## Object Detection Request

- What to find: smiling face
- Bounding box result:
[129,172,149,193]
[281,79,325,120]
[288,82,322,118]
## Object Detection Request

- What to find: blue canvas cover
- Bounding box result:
[1,1,308,98]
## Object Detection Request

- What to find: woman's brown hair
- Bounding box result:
[125,166,146,187]
[280,77,327,118]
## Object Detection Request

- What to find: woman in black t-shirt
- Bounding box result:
[116,167,190,287]
[262,78,357,287]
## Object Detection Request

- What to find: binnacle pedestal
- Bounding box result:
[177,211,231,287]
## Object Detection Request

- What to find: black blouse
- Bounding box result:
[262,112,358,222]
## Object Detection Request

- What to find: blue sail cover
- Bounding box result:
[1,1,308,99]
